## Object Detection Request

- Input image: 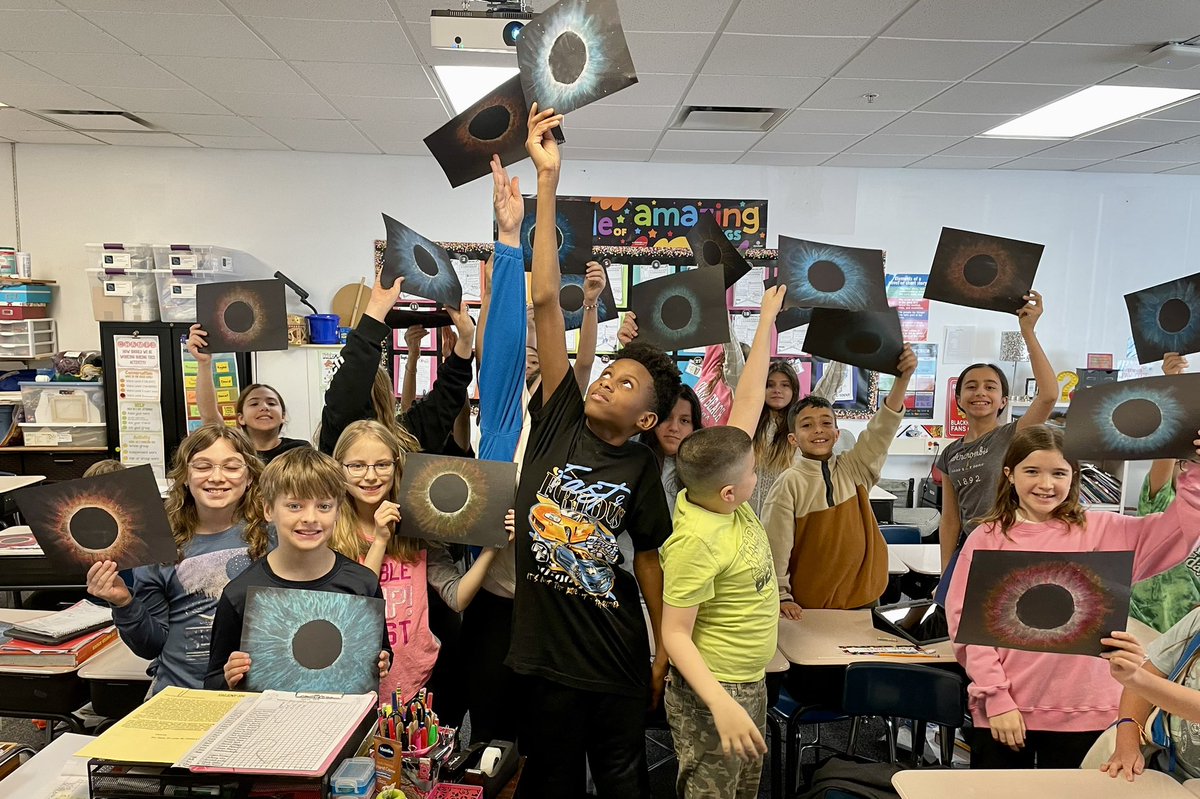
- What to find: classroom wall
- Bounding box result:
[0,144,17,248]
[10,142,1200,484]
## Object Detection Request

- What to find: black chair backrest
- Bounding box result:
[842,663,964,728]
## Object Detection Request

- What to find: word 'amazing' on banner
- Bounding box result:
[564,196,769,249]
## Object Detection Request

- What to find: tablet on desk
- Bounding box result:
[872,600,949,647]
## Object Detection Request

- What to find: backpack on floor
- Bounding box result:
[798,756,903,799]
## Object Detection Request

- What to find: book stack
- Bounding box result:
[0,624,117,667]
[1079,465,1122,508]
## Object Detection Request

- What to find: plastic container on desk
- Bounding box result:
[86,243,159,322]
[330,757,376,797]
[0,320,55,359]
[151,244,237,323]
[19,381,104,424]
[18,422,107,448]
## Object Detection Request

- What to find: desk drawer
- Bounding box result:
[88,678,150,720]
[0,670,87,714]
[21,452,109,482]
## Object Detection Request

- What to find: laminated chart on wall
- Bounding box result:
[114,335,166,479]
[181,345,240,435]
[886,273,930,343]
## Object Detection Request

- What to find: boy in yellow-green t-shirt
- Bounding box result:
[661,426,779,799]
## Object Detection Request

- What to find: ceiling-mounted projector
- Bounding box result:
[1137,42,1200,70]
[431,3,534,54]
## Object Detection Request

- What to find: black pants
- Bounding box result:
[970,728,1102,769]
[426,585,466,728]
[516,676,650,799]
[461,588,519,744]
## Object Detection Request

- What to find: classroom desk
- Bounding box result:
[870,485,898,524]
[0,474,45,493]
[0,731,92,799]
[892,767,1191,798]
[77,640,151,723]
[0,609,94,736]
[889,543,942,575]
[888,547,908,575]
[778,609,952,666]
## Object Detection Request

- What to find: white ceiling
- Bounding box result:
[0,0,1199,173]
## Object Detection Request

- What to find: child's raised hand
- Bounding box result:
[617,311,638,345]
[1163,352,1188,376]
[760,284,787,320]
[503,508,516,545]
[373,501,401,541]
[896,344,917,379]
[224,651,251,689]
[404,325,426,352]
[86,560,132,608]
[491,154,523,241]
[525,103,563,178]
[1016,290,1044,329]
[378,650,391,679]
[446,303,476,354]
[989,709,1026,751]
[367,268,405,321]
[712,694,768,762]
[583,261,607,305]
[1101,631,1150,686]
[186,324,211,365]
[779,600,803,621]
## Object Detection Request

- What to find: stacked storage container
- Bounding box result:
[86,243,160,322]
[152,245,238,322]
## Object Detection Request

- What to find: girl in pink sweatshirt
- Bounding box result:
[947,424,1200,769]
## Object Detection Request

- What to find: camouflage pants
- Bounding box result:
[664,667,766,799]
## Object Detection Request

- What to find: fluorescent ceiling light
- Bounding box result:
[981,85,1200,139]
[433,65,519,114]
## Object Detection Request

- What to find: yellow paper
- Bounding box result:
[76,687,248,765]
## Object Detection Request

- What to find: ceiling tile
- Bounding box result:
[150,56,311,95]
[754,131,865,151]
[8,129,103,143]
[0,84,118,110]
[908,155,1014,169]
[1162,163,1200,175]
[938,137,1057,157]
[886,0,1095,40]
[703,35,867,78]
[728,0,911,36]
[1084,118,1200,142]
[1038,0,1200,46]
[136,113,263,136]
[994,157,1102,170]
[83,86,228,114]
[562,128,662,149]
[80,12,275,58]
[657,129,764,149]
[596,73,690,106]
[822,153,922,167]
[625,31,712,74]
[0,109,72,132]
[87,131,196,146]
[918,82,1073,114]
[58,0,229,11]
[774,108,903,134]
[651,149,744,164]
[738,151,833,166]
[1120,139,1200,162]
[291,62,435,98]
[802,78,952,112]
[969,43,1133,85]
[844,133,963,155]
[0,52,64,86]
[617,0,733,33]
[571,147,653,162]
[18,53,187,90]
[210,91,339,118]
[567,104,677,129]
[249,117,379,153]
[685,75,822,108]
[223,0,396,20]
[0,0,66,8]
[1150,98,1200,122]
[1102,66,1200,91]
[183,133,289,150]
[1080,159,1193,173]
[243,17,419,64]
[881,112,1015,135]
[353,120,432,155]
[839,39,1018,81]
[1037,139,1157,159]
[0,9,132,53]
[327,95,448,125]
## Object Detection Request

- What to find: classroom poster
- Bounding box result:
[114,335,167,479]
[180,344,241,434]
[886,273,930,342]
[877,343,937,418]
[578,196,769,249]
[946,377,969,438]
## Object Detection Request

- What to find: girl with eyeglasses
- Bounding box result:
[84,425,269,694]
[330,420,512,707]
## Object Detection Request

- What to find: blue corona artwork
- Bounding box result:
[777,235,888,312]
[1124,272,1200,364]
[1063,373,1200,461]
[381,214,462,307]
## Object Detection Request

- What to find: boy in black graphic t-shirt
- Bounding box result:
[507,104,680,798]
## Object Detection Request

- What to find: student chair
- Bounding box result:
[879,525,921,545]
[770,684,849,798]
[842,662,965,767]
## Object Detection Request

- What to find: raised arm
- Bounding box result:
[1147,353,1188,498]
[186,325,222,428]
[400,325,426,413]
[526,104,569,402]
[1014,290,1057,430]
[572,261,606,392]
[727,284,784,435]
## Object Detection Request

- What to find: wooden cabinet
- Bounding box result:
[0,447,109,482]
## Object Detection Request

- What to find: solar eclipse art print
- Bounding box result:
[686,214,751,289]
[628,266,731,352]
[397,453,516,548]
[381,214,463,307]
[195,279,288,353]
[14,464,175,573]
[1124,272,1200,364]
[520,197,595,274]
[1063,373,1200,461]
[559,272,617,330]
[924,227,1044,314]
[777,236,887,312]
[956,550,1133,656]
[241,587,385,694]
[802,306,905,376]
[516,0,638,116]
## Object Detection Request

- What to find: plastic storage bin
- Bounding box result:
[0,319,55,359]
[152,244,237,323]
[20,381,104,424]
[18,422,106,447]
[329,757,376,797]
[86,243,159,322]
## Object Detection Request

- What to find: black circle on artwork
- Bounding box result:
[846,330,882,355]
[468,105,511,141]
[1015,583,1075,630]
[292,620,342,670]
[701,240,723,267]
[548,31,587,85]
[1159,298,1191,334]
[661,295,693,331]
[430,472,470,514]
[809,260,846,293]
[560,283,585,312]
[526,224,566,252]
[69,506,119,551]
[963,254,999,288]
[224,301,255,334]
[413,245,440,278]
[1112,397,1162,439]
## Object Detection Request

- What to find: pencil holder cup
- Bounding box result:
[306,313,340,344]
